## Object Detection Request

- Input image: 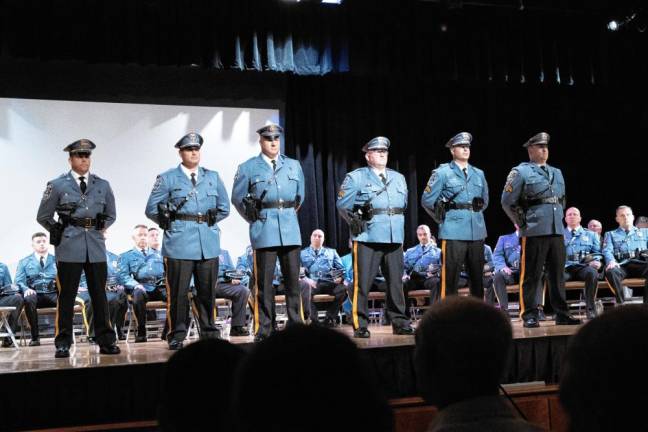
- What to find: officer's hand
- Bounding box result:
[606,262,619,271]
[501,267,513,276]
[334,277,343,284]
[134,284,146,292]
[231,279,241,285]
[343,280,349,287]
[589,261,602,270]
[24,288,36,297]
[402,275,410,282]
[306,278,317,289]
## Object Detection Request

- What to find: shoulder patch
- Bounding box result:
[504,169,518,193]
[429,170,438,183]
[41,183,53,202]
[152,175,163,193]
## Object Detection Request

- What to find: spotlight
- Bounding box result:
[607,13,636,31]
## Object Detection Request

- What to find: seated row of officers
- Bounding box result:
[14,124,648,357]
[2,203,647,348]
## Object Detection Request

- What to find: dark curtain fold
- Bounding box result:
[0,0,349,75]
[1,0,645,82]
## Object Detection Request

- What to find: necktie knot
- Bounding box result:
[190,173,197,187]
[141,248,147,256]
[462,168,468,178]
[271,159,277,172]
[79,176,87,194]
[379,173,387,185]
[40,256,44,268]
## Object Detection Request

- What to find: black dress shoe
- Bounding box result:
[2,338,15,348]
[393,326,415,335]
[537,309,547,321]
[134,335,147,343]
[99,344,121,355]
[168,340,184,351]
[254,334,268,343]
[116,331,126,341]
[29,339,40,347]
[523,317,540,328]
[556,315,582,325]
[353,328,371,338]
[230,326,250,337]
[55,347,70,358]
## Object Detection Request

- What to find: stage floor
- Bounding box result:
[0,318,582,376]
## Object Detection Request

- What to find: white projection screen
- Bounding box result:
[0,97,280,274]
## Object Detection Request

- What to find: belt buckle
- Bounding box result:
[83,218,94,229]
[196,213,205,224]
[278,199,284,210]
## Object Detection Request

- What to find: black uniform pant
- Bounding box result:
[215,282,250,327]
[273,280,310,327]
[77,289,128,338]
[520,235,569,320]
[565,265,600,312]
[351,241,409,330]
[252,246,303,337]
[605,261,648,304]
[165,257,219,343]
[23,292,57,340]
[310,280,346,321]
[132,288,167,335]
[440,240,485,298]
[0,294,24,336]
[406,273,441,306]
[56,261,115,348]
[489,271,518,312]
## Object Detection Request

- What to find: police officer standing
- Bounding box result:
[421,132,489,299]
[36,139,120,357]
[337,136,414,338]
[231,124,305,342]
[501,132,580,328]
[145,133,230,350]
[564,207,602,319]
[602,205,648,305]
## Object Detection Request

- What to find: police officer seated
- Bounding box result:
[488,225,522,314]
[0,261,23,348]
[563,207,602,319]
[603,205,648,305]
[120,225,167,342]
[300,229,347,327]
[403,226,442,306]
[216,249,250,336]
[77,240,128,342]
[15,232,58,346]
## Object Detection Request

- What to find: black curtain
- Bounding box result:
[286,74,648,253]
